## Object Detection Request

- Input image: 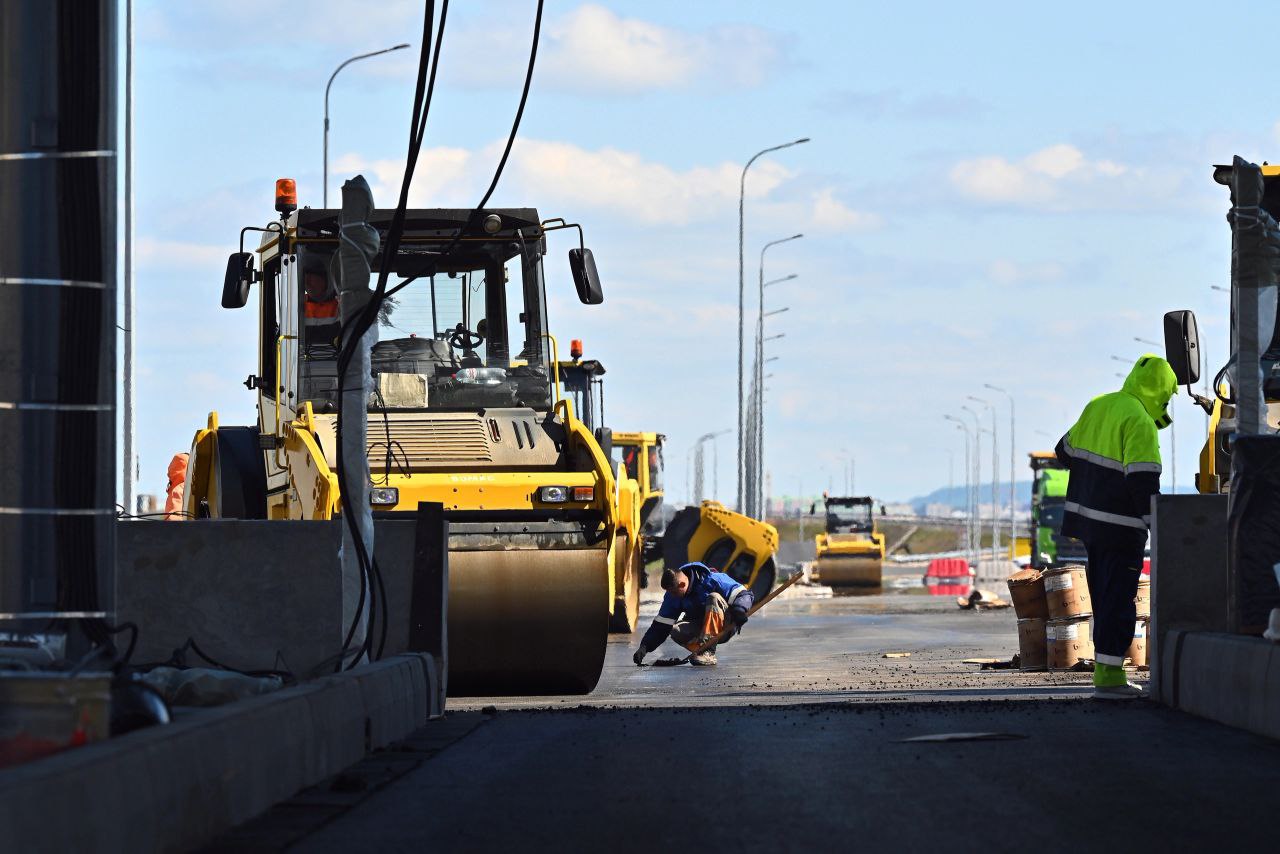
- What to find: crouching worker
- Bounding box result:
[632,562,753,666]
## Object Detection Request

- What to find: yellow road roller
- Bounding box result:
[182,196,619,695]
[814,495,885,587]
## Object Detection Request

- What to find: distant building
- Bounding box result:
[881,502,915,516]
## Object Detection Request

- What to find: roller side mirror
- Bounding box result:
[1163,309,1201,385]
[595,426,613,461]
[569,248,604,305]
[222,252,255,309]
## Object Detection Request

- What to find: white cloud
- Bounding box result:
[449,4,784,94]
[949,144,1147,211]
[806,188,881,231]
[336,140,878,232]
[335,138,797,225]
[540,5,698,92]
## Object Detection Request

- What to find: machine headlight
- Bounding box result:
[370,487,399,506]
[538,486,569,503]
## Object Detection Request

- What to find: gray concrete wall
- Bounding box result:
[1150,493,1230,696]
[117,519,438,679]
[117,521,345,677]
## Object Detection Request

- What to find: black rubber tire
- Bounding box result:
[661,505,702,569]
[214,427,268,519]
[748,558,777,601]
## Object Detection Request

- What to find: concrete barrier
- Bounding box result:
[1149,493,1230,697]
[117,518,445,680]
[1160,630,1280,741]
[0,653,442,854]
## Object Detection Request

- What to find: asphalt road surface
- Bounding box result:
[215,587,1280,852]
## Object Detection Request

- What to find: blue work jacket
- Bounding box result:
[639,563,748,651]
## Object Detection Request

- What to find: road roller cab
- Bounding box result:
[611,431,667,558]
[813,495,886,587]
[184,200,620,695]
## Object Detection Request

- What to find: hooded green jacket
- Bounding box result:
[1054,355,1177,540]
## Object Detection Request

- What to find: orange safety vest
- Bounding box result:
[305,298,339,319]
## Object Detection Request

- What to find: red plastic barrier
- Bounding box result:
[925,558,973,596]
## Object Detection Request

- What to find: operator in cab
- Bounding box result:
[632,562,754,667]
[303,268,339,342]
[1055,354,1177,700]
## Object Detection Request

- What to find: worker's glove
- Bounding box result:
[632,645,648,666]
[729,606,749,628]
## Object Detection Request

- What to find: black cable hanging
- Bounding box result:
[332,0,545,669]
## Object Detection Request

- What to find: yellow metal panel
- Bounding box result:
[283,410,339,520]
[182,412,219,518]
[683,501,778,589]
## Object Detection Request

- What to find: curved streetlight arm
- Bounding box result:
[324,43,411,206]
[738,137,809,514]
[764,274,797,288]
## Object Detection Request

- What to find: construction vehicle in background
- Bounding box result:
[658,501,779,601]
[1028,451,1087,569]
[1177,161,1280,495]
[611,431,667,563]
[557,351,643,633]
[182,190,622,695]
[559,349,778,613]
[812,495,885,587]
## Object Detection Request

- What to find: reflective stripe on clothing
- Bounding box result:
[1060,438,1123,472]
[1125,462,1162,475]
[1095,652,1126,666]
[653,615,675,625]
[727,585,748,606]
[1065,501,1146,530]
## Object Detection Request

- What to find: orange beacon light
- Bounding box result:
[275,178,297,216]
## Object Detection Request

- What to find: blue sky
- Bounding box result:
[127,0,1278,505]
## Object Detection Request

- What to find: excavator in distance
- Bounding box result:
[181,184,620,696]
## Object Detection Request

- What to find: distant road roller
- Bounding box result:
[813,495,885,587]
[182,195,619,695]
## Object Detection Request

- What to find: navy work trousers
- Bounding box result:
[1082,536,1145,665]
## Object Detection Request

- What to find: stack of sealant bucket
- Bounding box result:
[1007,566,1150,671]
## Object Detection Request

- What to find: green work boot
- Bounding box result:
[1092,662,1146,700]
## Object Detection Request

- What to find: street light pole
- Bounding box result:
[984,384,1016,564]
[943,416,973,567]
[968,395,999,574]
[738,138,809,514]
[324,43,411,207]
[960,405,984,578]
[755,235,802,519]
